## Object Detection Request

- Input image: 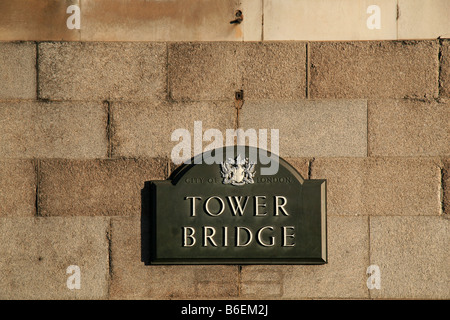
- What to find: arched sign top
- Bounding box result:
[169,146,305,186]
[149,146,326,265]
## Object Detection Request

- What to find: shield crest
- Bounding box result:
[220,154,255,186]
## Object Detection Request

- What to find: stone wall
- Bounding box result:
[0,0,448,299]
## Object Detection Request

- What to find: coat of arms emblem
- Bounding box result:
[220,154,256,186]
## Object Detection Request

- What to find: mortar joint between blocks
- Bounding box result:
[238,265,242,297]
[106,218,113,299]
[306,42,310,99]
[103,100,113,158]
[35,41,40,101]
[440,165,446,215]
[34,158,41,217]
[438,38,444,99]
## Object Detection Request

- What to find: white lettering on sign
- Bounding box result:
[227,196,249,216]
[204,196,225,217]
[182,226,295,248]
[184,195,289,217]
[257,226,275,247]
[182,195,294,248]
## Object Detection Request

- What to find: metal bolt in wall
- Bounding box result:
[230,10,243,24]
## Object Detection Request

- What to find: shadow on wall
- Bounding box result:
[141,181,153,265]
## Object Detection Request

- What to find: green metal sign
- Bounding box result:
[149,147,327,264]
